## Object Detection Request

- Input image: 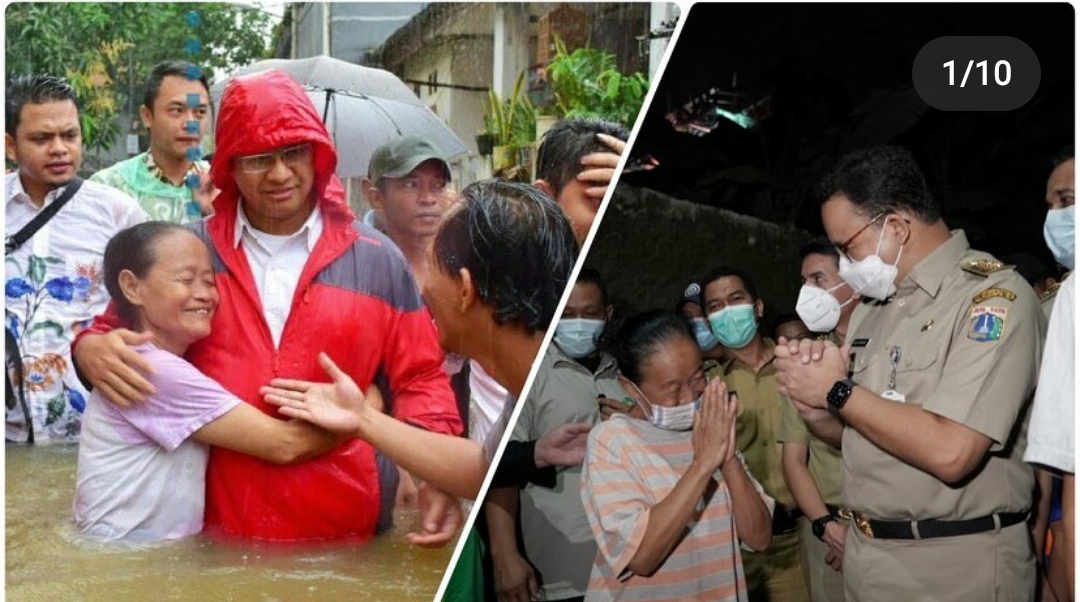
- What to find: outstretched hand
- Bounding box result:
[534,422,593,468]
[260,352,367,435]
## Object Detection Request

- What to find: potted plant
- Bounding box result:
[484,71,536,173]
[545,36,648,129]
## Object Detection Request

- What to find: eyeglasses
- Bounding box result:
[834,212,886,260]
[234,143,312,174]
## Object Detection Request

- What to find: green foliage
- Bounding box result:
[545,36,648,129]
[483,70,536,147]
[5,3,273,155]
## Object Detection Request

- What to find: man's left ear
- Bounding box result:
[890,212,914,246]
[605,304,614,321]
[458,267,477,313]
[754,299,765,320]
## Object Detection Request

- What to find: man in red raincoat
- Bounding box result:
[73,69,463,544]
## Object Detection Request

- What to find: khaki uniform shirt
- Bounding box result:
[708,339,796,509]
[511,344,627,600]
[777,395,843,505]
[842,231,1042,520]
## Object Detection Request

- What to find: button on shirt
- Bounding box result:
[233,205,323,348]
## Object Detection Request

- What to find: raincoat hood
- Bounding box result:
[211,69,341,212]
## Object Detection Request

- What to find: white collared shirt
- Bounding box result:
[5,172,147,443]
[233,204,323,348]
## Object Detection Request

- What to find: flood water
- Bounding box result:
[7,444,455,601]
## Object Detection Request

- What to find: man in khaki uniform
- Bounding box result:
[487,270,628,602]
[778,239,860,602]
[775,145,1042,602]
[702,267,810,602]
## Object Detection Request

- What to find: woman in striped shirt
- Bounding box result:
[580,310,774,601]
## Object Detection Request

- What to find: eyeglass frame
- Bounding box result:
[233,143,313,174]
[834,211,887,260]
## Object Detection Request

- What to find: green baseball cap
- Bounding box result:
[368,135,451,182]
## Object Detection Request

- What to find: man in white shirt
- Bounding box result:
[5,74,147,443]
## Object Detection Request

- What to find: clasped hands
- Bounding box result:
[773,337,851,417]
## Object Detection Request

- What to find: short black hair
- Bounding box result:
[536,117,629,195]
[103,222,192,326]
[433,180,578,334]
[613,310,695,385]
[6,75,78,136]
[575,267,608,307]
[144,60,210,111]
[814,145,940,223]
[1052,145,1074,170]
[701,266,759,303]
[799,237,840,266]
[771,312,808,338]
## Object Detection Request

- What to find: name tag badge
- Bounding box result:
[851,338,871,348]
[881,389,907,403]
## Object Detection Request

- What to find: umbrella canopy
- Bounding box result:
[211,56,468,178]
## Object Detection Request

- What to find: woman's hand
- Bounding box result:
[691,377,738,471]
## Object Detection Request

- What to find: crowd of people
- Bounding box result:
[488,144,1074,602]
[4,57,1075,602]
[4,61,628,548]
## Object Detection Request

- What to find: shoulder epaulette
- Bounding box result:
[1039,280,1062,304]
[961,258,1010,277]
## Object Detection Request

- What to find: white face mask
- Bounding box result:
[553,318,605,358]
[629,381,699,431]
[838,216,904,301]
[1044,206,1075,270]
[795,283,855,333]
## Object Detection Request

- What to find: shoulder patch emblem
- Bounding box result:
[972,288,1017,305]
[961,259,1008,277]
[968,306,1007,342]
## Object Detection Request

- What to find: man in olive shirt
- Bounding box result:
[702,267,810,602]
[776,145,1041,601]
[778,239,859,602]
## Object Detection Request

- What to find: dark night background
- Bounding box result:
[620,2,1074,271]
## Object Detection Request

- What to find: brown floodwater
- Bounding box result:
[6,444,455,601]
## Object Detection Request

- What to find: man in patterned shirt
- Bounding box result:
[5,74,146,443]
[91,60,214,223]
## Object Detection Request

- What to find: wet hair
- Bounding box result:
[613,310,696,385]
[1052,145,1074,170]
[814,145,941,223]
[144,60,210,111]
[103,222,191,325]
[6,75,78,136]
[799,237,840,267]
[433,179,578,333]
[575,267,608,307]
[536,117,629,195]
[701,266,759,303]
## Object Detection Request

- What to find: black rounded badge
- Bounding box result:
[912,36,1041,111]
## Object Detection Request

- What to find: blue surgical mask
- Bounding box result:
[554,318,605,358]
[690,317,719,351]
[629,381,699,431]
[1044,206,1075,270]
[707,304,758,349]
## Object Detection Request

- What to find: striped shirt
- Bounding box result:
[580,415,773,601]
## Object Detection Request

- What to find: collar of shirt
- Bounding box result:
[896,229,970,299]
[722,337,777,375]
[145,151,204,187]
[233,202,323,252]
[550,343,619,374]
[5,171,75,210]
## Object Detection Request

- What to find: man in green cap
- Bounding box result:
[363,136,452,288]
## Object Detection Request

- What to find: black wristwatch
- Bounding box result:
[811,514,836,540]
[826,378,857,417]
